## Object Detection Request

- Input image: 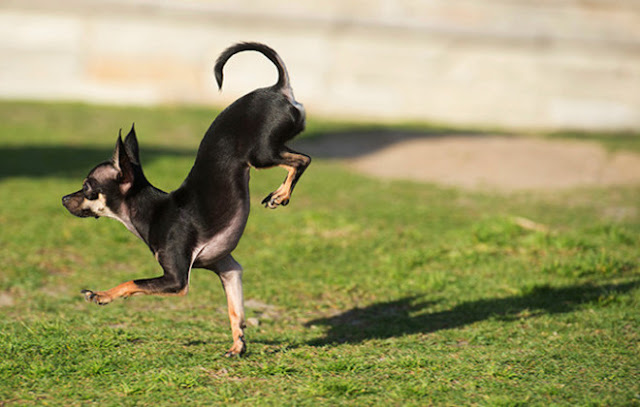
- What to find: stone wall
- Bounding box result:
[1,0,639,130]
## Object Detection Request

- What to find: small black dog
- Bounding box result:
[62,42,310,357]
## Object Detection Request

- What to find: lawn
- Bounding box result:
[0,101,638,406]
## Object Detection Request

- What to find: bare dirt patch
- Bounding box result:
[297,133,640,191]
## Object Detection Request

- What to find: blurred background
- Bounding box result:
[1,0,639,130]
[1,3,639,404]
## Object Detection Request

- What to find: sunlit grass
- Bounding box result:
[0,101,638,405]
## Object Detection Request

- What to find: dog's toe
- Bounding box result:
[224,338,247,358]
[262,194,279,209]
[81,289,112,305]
[261,194,274,208]
[81,289,95,302]
[262,192,290,209]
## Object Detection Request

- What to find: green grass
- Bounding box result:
[0,100,639,406]
[545,129,640,153]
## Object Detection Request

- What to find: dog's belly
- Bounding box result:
[193,207,249,268]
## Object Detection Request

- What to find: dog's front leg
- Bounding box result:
[212,255,246,357]
[82,251,191,305]
[81,281,144,305]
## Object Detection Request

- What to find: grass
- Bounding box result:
[544,130,640,153]
[0,100,639,406]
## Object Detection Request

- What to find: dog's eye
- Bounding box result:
[83,182,99,201]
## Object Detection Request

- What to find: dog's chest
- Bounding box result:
[193,208,249,266]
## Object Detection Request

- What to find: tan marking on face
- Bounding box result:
[80,193,119,219]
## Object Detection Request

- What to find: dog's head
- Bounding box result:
[62,125,141,219]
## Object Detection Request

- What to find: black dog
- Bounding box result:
[62,42,310,357]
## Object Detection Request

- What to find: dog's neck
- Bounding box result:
[119,184,167,245]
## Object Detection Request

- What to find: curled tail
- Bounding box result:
[214,42,291,91]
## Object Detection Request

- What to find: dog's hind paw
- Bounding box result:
[81,289,113,306]
[261,193,289,209]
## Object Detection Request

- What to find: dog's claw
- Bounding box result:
[81,289,94,301]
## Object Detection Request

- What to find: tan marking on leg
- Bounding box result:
[261,150,310,208]
[269,164,296,203]
[83,280,143,305]
[224,277,246,356]
[216,256,246,357]
[264,163,298,209]
[82,280,188,305]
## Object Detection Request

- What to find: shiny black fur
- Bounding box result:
[62,42,310,356]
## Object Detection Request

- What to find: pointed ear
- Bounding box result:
[124,123,140,165]
[112,130,123,169]
[112,132,134,193]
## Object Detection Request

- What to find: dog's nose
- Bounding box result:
[62,195,70,206]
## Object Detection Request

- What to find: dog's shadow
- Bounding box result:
[305,280,639,346]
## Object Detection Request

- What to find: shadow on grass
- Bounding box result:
[293,128,487,159]
[0,145,195,180]
[305,280,639,346]
[2,128,484,180]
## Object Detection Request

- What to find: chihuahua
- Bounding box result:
[62,42,310,357]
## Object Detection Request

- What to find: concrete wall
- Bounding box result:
[1,0,639,130]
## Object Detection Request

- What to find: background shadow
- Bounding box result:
[1,127,484,180]
[293,128,487,159]
[305,280,639,346]
[0,145,195,180]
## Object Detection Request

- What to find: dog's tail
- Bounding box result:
[214,42,291,92]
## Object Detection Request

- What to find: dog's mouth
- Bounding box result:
[74,209,100,219]
[62,192,100,219]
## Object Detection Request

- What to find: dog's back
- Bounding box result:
[188,43,306,179]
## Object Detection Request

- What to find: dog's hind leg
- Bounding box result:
[261,148,311,209]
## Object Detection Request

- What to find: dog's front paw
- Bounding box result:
[224,336,247,358]
[261,192,289,209]
[81,289,113,306]
[224,336,246,358]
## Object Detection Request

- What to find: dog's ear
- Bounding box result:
[124,123,140,165]
[113,131,134,194]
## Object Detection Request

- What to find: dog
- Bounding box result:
[61,42,310,357]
